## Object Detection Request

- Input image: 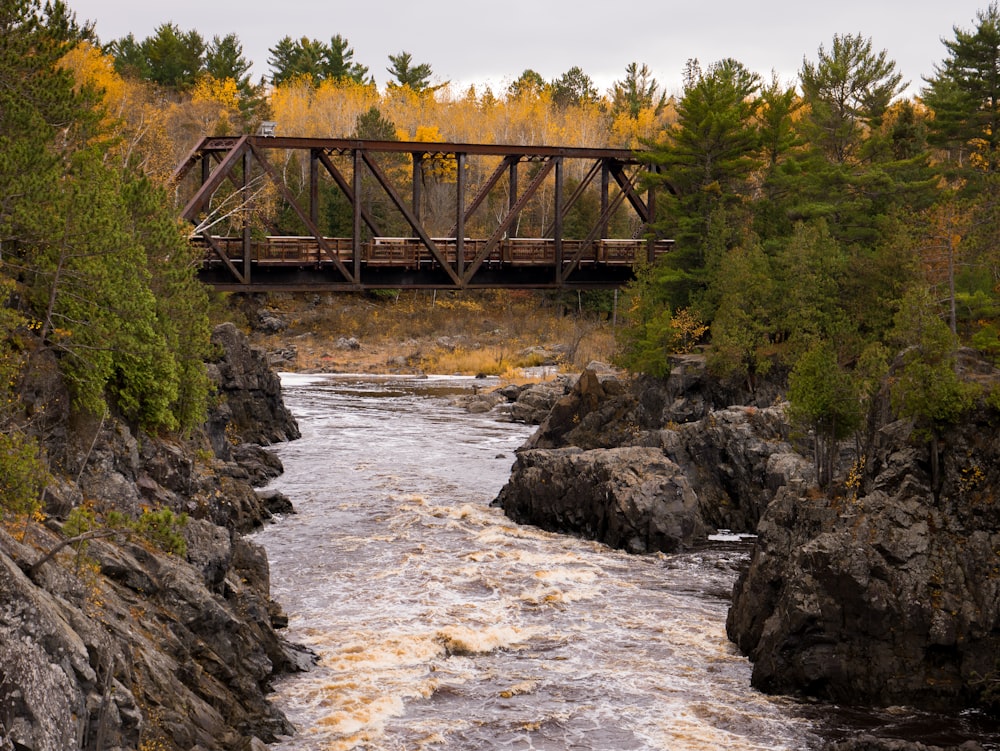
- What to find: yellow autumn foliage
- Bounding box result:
[266,74,675,153]
[60,42,126,108]
[59,42,180,182]
[191,76,240,111]
[60,41,680,194]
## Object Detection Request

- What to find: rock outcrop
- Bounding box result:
[727,399,1000,714]
[496,353,1000,725]
[209,322,300,449]
[458,376,575,424]
[493,361,808,552]
[496,445,709,554]
[0,324,306,751]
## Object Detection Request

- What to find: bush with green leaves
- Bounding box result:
[62,504,188,557]
[787,339,862,487]
[889,287,976,438]
[0,431,49,520]
[133,508,188,557]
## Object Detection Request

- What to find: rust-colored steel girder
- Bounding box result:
[173,135,669,292]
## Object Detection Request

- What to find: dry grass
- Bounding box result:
[248,289,620,376]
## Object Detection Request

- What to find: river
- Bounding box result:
[254,373,998,751]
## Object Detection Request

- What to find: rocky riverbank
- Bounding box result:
[493,360,808,552]
[0,324,306,751]
[727,381,1000,715]
[490,354,1000,747]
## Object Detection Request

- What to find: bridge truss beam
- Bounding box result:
[172,135,666,292]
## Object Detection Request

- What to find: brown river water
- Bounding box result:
[254,373,1000,751]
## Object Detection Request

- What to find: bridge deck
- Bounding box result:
[194,235,672,291]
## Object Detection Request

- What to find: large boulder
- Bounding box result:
[494,446,710,553]
[508,377,575,425]
[496,371,810,551]
[666,404,812,531]
[523,368,633,448]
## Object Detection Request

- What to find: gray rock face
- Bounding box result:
[496,446,710,553]
[494,368,806,554]
[1,322,308,750]
[727,402,1000,714]
[209,322,300,447]
[0,536,105,751]
[505,378,575,425]
[668,405,811,531]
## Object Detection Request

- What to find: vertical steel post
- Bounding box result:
[508,159,518,222]
[456,152,466,279]
[601,161,610,240]
[353,148,363,282]
[310,149,320,265]
[310,150,319,222]
[242,150,251,285]
[554,157,564,285]
[412,153,422,223]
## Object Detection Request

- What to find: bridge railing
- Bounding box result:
[193,236,673,269]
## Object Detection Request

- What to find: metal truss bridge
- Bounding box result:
[173,135,669,292]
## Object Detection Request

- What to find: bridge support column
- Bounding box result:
[601,163,610,240]
[310,149,320,230]
[508,159,518,215]
[412,154,422,222]
[353,149,363,281]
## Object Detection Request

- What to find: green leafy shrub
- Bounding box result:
[134,508,188,556]
[62,505,188,557]
[0,432,49,520]
[972,323,1000,363]
[890,287,976,438]
[63,504,98,537]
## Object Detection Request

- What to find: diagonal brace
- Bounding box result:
[250,142,356,284]
[360,151,463,287]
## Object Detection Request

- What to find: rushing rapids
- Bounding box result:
[254,373,823,750]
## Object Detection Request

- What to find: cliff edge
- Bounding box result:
[0,324,306,751]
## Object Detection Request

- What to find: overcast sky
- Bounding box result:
[66,0,990,97]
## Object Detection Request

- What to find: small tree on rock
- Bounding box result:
[787,339,862,488]
[889,286,975,493]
